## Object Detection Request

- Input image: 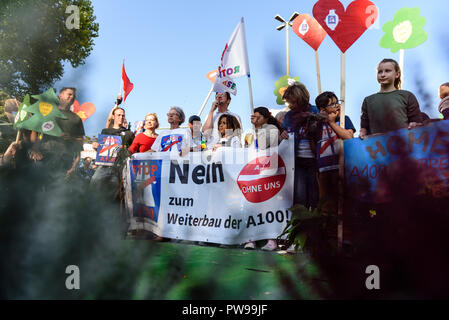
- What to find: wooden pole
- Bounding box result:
[315,50,322,94]
[340,53,346,128]
[399,49,404,89]
[337,52,346,254]
[14,99,21,143]
[197,84,214,117]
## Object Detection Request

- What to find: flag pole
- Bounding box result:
[198,84,214,117]
[107,59,124,129]
[240,17,254,114]
[338,52,346,254]
[120,59,124,104]
[248,75,254,114]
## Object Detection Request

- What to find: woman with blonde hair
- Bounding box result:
[128,113,159,154]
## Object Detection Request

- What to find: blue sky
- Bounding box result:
[55,0,449,137]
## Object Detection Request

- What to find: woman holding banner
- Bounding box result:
[244,106,287,251]
[210,114,242,150]
[149,107,190,155]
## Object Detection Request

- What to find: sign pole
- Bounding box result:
[338,52,346,254]
[399,49,405,88]
[315,50,322,94]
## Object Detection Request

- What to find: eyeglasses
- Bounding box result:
[167,113,179,117]
[327,100,343,108]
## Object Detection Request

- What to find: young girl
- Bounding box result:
[359,58,422,139]
[128,113,159,154]
[211,114,242,150]
[244,106,286,251]
[248,106,284,150]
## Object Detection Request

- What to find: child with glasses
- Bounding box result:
[315,92,355,238]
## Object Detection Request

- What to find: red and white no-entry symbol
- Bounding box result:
[237,153,286,203]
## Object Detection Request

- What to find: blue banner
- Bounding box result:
[344,120,449,202]
[129,159,163,222]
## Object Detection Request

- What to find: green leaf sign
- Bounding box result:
[13,94,31,130]
[16,88,67,136]
[273,75,300,105]
[380,7,427,53]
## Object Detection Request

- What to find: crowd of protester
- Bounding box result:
[1,57,446,253]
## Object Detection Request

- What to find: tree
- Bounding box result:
[0,90,11,123]
[0,0,99,99]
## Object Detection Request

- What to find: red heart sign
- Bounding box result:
[72,100,96,122]
[292,14,327,51]
[313,0,378,53]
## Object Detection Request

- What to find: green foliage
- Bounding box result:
[0,90,10,107]
[0,0,99,99]
[278,203,326,253]
[0,90,10,122]
[84,135,97,143]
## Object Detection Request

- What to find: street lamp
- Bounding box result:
[275,12,299,77]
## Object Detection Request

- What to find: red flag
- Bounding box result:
[122,60,134,101]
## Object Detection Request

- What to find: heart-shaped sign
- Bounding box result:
[313,0,378,53]
[72,100,96,122]
[292,13,327,51]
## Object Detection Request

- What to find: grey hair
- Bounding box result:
[275,111,287,121]
[170,106,185,125]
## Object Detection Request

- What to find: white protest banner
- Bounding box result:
[213,18,250,95]
[124,137,294,244]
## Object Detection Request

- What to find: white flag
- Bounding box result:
[213,18,250,95]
